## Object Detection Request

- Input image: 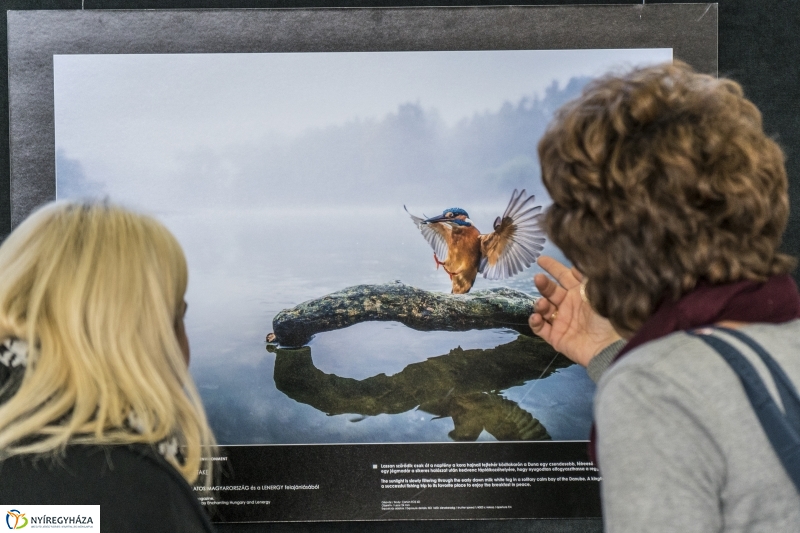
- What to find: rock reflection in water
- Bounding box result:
[271,334,571,442]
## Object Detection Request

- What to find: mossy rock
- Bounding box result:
[272,281,537,347]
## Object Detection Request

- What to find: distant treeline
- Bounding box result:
[57,77,590,210]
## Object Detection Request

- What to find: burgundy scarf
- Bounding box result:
[589,274,800,464]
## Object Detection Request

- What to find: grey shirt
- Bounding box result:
[594,320,800,532]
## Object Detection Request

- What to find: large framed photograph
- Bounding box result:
[8,4,717,524]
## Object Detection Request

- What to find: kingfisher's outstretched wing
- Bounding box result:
[405,205,450,262]
[479,189,546,280]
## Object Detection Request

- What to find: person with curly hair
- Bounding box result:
[529,61,800,531]
[0,201,218,532]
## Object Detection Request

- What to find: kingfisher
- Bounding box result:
[405,189,546,294]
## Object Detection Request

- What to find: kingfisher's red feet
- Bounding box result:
[433,254,454,280]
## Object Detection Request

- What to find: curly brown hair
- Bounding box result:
[538,61,796,335]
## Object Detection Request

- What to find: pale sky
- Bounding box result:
[53,48,672,211]
[54,48,672,150]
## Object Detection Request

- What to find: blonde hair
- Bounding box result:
[0,201,216,485]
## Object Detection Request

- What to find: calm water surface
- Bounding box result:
[158,209,594,444]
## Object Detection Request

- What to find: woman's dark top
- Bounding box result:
[0,444,217,533]
[0,339,217,532]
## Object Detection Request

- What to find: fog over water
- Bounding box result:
[54,48,672,444]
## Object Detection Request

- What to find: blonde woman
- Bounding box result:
[0,201,217,532]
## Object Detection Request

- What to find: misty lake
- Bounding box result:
[49,48,679,447]
[159,208,596,445]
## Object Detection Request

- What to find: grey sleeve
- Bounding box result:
[586,339,626,383]
[595,367,725,533]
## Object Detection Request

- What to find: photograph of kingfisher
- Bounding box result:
[405,189,546,294]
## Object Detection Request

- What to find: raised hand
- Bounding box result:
[528,256,622,367]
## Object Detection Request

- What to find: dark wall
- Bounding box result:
[716,1,800,275]
[0,2,797,532]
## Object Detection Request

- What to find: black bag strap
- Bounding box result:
[688,326,800,493]
[717,327,800,431]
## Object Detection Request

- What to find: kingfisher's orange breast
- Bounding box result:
[444,224,482,273]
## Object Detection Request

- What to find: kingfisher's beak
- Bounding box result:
[423,214,449,224]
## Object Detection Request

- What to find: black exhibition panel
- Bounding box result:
[0,3,798,533]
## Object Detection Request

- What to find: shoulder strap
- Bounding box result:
[688,327,800,494]
[716,326,800,431]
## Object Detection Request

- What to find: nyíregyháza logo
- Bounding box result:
[5,510,27,529]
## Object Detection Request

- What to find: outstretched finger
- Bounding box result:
[534,293,556,317]
[538,256,580,290]
[534,273,568,307]
[529,312,553,343]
